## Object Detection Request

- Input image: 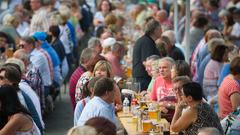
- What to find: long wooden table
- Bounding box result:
[117,112,178,135]
[117,112,139,135]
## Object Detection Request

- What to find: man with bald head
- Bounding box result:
[196,29,223,71]
[161,30,185,60]
[13,48,45,113]
[191,29,223,80]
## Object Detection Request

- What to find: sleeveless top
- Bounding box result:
[15,119,41,135]
[185,102,224,135]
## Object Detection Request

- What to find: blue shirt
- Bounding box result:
[196,44,209,72]
[41,41,60,67]
[195,54,211,87]
[74,97,90,126]
[77,96,118,127]
[67,21,77,48]
[217,63,230,86]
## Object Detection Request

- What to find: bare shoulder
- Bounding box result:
[10,113,31,123]
[182,107,197,122]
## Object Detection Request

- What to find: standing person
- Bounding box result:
[13,49,45,114]
[103,42,125,78]
[0,85,41,135]
[132,19,161,91]
[87,37,102,55]
[48,25,69,80]
[161,30,185,60]
[19,36,52,99]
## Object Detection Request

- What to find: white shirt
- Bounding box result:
[30,48,52,86]
[19,80,45,129]
[231,22,240,47]
[59,25,73,54]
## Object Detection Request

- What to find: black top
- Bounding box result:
[51,38,66,62]
[169,46,185,61]
[185,102,224,135]
[132,34,160,78]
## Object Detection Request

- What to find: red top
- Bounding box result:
[218,75,240,119]
[69,65,86,109]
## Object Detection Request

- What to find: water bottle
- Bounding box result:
[131,99,138,115]
[123,97,130,114]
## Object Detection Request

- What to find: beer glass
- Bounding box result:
[142,120,152,133]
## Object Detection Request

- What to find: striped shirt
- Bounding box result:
[69,65,87,109]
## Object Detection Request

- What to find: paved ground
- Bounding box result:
[44,87,73,135]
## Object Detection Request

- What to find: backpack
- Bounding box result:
[221,107,240,135]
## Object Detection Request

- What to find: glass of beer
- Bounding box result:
[132,116,138,123]
[142,120,152,133]
[148,110,158,120]
[140,101,147,109]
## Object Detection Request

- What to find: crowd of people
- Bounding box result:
[0,0,240,135]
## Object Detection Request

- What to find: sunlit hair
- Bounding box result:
[173,60,192,79]
[93,60,113,78]
[97,0,113,12]
[29,11,49,35]
[158,57,175,69]
[58,5,71,23]
[5,58,25,73]
[85,116,116,135]
[67,126,97,135]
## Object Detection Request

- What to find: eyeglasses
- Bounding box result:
[173,87,183,95]
[0,75,6,80]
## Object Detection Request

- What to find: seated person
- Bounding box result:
[77,77,119,128]
[171,82,223,135]
[150,57,175,122]
[218,56,240,119]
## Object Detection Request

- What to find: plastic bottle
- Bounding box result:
[131,99,138,115]
[123,97,130,114]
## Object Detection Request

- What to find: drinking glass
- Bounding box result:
[142,120,152,133]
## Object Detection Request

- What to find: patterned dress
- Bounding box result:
[185,102,224,135]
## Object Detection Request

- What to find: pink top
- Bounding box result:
[203,60,223,99]
[218,75,240,119]
[104,52,124,77]
[204,60,223,79]
[151,76,173,101]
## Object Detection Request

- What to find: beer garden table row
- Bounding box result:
[117,112,178,135]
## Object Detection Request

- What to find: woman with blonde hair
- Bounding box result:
[93,60,113,78]
[75,60,122,112]
[93,60,122,111]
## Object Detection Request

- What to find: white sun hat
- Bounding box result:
[101,37,116,48]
